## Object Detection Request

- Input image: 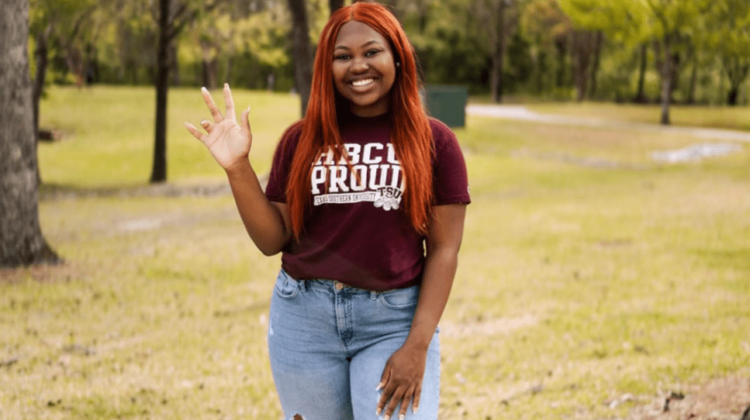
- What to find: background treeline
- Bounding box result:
[30,0,750,105]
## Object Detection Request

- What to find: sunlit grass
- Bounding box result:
[468,94,750,133]
[525,102,750,133]
[2,91,749,419]
[37,85,300,187]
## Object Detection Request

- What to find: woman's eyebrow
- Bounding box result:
[334,40,381,51]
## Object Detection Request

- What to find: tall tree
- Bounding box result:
[587,30,603,99]
[1,0,59,267]
[710,0,750,105]
[634,43,649,103]
[522,0,573,95]
[473,0,518,103]
[150,0,222,183]
[570,29,598,102]
[29,0,96,142]
[287,0,314,117]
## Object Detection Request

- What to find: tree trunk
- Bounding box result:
[150,0,171,183]
[0,0,59,267]
[329,0,344,15]
[33,24,51,144]
[659,37,672,125]
[491,0,506,103]
[669,52,680,103]
[554,37,568,89]
[588,30,603,99]
[287,0,314,117]
[571,31,593,102]
[687,54,698,105]
[635,43,647,103]
[201,57,218,90]
[727,88,739,106]
[723,56,750,106]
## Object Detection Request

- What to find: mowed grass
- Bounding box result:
[1,87,750,419]
[526,102,750,133]
[37,86,300,187]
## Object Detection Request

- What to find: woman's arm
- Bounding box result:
[185,84,292,255]
[376,203,467,419]
[225,161,292,256]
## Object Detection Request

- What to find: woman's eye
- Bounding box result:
[365,49,380,57]
[334,55,350,61]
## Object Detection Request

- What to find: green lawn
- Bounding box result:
[527,102,750,133]
[469,94,750,133]
[37,86,300,187]
[1,87,749,419]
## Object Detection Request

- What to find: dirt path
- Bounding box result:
[467,104,750,143]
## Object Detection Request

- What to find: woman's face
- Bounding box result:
[332,21,397,117]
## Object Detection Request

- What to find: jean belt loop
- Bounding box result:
[370,290,378,300]
[299,280,306,293]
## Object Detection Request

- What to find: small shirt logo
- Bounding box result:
[373,186,403,211]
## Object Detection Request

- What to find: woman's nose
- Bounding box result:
[350,57,369,73]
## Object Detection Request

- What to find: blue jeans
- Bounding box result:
[268,269,440,420]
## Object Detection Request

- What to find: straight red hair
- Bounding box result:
[285,1,433,240]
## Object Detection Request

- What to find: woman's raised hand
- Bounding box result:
[185,83,252,171]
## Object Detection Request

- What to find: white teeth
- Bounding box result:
[351,78,374,87]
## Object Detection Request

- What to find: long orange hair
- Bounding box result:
[285,1,433,240]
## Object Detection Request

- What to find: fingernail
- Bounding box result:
[413,406,419,414]
[384,415,390,420]
[376,382,383,391]
[201,86,207,92]
[200,120,208,126]
[399,415,405,420]
[375,408,381,416]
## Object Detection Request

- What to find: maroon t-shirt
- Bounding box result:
[265,113,470,291]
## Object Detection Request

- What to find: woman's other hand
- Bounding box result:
[185,83,252,171]
[376,343,427,419]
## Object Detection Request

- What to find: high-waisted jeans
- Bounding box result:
[268,269,440,420]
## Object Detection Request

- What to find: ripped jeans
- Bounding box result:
[268,269,440,420]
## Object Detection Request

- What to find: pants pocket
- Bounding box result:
[273,270,300,300]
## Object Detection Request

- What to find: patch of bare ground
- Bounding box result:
[625,375,750,420]
[0,261,83,284]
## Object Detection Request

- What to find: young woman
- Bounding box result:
[185,2,469,419]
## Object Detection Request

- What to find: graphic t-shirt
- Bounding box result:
[265,112,470,291]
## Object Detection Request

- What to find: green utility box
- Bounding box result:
[424,85,468,128]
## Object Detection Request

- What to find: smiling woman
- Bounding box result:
[185,2,470,420]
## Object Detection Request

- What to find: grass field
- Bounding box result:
[468,94,750,133]
[526,102,750,133]
[1,86,749,419]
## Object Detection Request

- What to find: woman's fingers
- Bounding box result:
[376,366,391,415]
[201,86,224,123]
[383,386,406,420]
[184,122,205,143]
[223,83,236,121]
[200,120,214,133]
[398,386,416,419]
[412,384,421,414]
[240,106,251,140]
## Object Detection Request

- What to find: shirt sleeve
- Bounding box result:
[264,122,302,203]
[431,119,471,205]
